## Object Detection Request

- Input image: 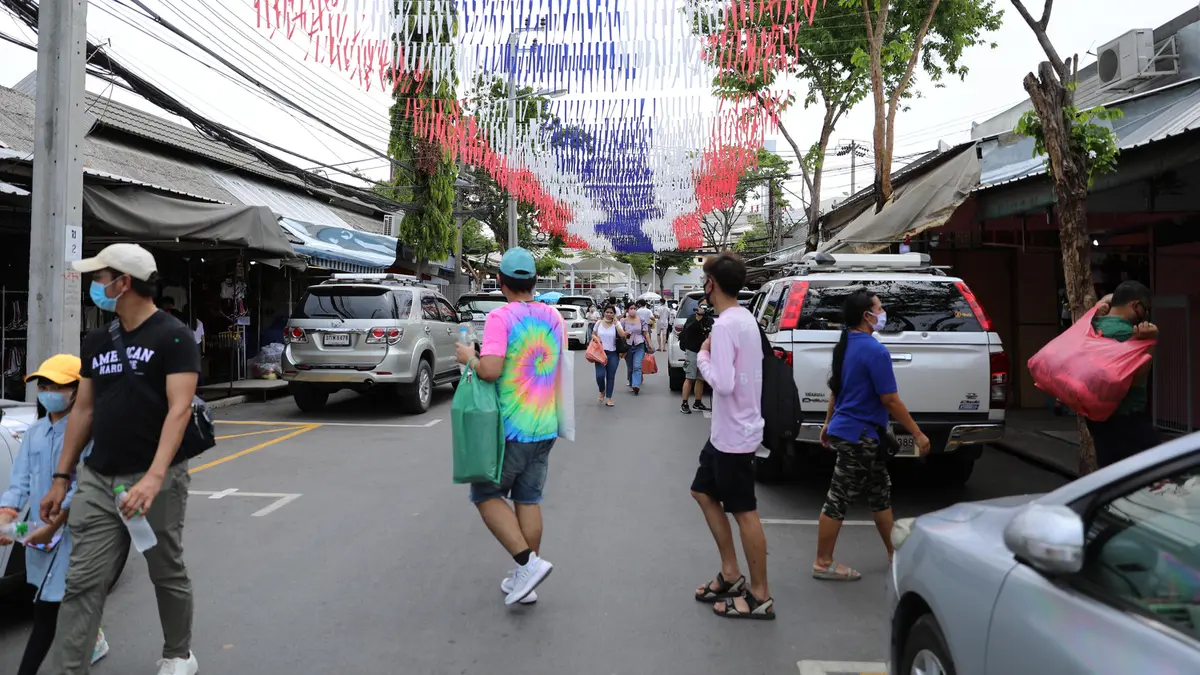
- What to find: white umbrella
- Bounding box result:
[639,292,662,302]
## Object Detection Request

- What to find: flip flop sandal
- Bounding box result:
[695,572,746,602]
[713,593,776,621]
[812,562,862,582]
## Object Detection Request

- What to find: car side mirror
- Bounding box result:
[1003,504,1085,575]
[459,310,473,323]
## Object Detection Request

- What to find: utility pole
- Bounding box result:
[506,32,518,250]
[767,177,777,249]
[28,0,87,399]
[835,139,870,195]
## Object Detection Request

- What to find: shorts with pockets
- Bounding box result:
[469,439,555,505]
[684,350,702,380]
[821,434,891,520]
[690,440,757,514]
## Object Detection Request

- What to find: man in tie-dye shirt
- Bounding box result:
[456,247,564,607]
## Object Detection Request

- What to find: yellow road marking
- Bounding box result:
[216,426,308,441]
[189,424,321,474]
[214,420,312,427]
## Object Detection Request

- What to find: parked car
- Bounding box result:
[456,291,508,337]
[887,432,1200,675]
[0,401,36,596]
[556,306,590,348]
[748,252,1006,485]
[556,295,597,314]
[282,274,475,414]
[666,289,755,392]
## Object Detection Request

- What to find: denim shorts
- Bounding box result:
[469,438,556,505]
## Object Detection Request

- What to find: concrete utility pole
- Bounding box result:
[767,177,777,249]
[506,32,518,251]
[28,0,88,399]
[835,139,870,195]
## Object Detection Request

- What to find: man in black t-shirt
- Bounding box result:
[679,303,714,415]
[41,243,201,675]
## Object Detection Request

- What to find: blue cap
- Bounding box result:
[499,247,537,280]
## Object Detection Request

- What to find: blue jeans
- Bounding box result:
[626,343,645,389]
[595,350,619,398]
[469,438,556,505]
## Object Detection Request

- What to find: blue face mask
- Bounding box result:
[89,279,120,312]
[37,391,71,414]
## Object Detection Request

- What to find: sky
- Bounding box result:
[0,0,1195,237]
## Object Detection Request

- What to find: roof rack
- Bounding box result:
[779,252,948,277]
[320,273,439,289]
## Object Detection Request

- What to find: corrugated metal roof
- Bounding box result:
[0,179,29,196]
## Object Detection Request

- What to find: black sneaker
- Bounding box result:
[680,402,692,414]
[692,401,709,411]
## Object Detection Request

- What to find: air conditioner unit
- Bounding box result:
[383,213,401,237]
[1097,29,1175,91]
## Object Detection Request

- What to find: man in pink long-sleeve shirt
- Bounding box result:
[690,252,773,621]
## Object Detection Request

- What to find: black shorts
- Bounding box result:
[690,440,757,514]
[1085,413,1159,469]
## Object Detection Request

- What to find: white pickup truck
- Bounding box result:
[749,252,1007,485]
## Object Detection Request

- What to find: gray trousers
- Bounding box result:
[42,463,193,674]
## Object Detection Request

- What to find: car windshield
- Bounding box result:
[797,280,983,332]
[292,287,408,320]
[559,297,592,309]
[458,297,508,313]
[556,307,579,319]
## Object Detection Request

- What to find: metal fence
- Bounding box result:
[1152,295,1193,434]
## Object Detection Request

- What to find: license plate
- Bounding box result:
[323,333,351,347]
[894,433,918,457]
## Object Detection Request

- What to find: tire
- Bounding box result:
[668,366,685,392]
[900,614,956,675]
[401,359,434,414]
[927,455,975,487]
[290,384,329,413]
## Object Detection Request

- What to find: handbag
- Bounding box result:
[450,367,505,483]
[871,423,902,461]
[108,320,216,461]
[615,331,629,355]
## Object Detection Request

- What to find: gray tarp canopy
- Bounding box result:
[821,143,981,254]
[83,185,298,259]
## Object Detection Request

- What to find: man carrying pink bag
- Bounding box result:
[1028,281,1159,469]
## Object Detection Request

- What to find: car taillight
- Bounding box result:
[772,347,793,368]
[955,282,993,331]
[287,327,307,344]
[990,351,1009,408]
[778,281,810,330]
[367,327,403,345]
[573,322,585,328]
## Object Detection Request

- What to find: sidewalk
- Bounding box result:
[994,408,1082,478]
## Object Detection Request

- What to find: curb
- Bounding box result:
[993,440,1079,479]
[205,391,293,410]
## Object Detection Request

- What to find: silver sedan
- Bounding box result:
[887,432,1200,675]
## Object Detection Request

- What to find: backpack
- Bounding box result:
[758,328,802,452]
[109,320,217,460]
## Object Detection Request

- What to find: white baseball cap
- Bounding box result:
[72,243,158,281]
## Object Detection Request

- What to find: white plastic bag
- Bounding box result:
[556,346,576,442]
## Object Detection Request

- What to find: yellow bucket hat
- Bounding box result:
[25,354,83,385]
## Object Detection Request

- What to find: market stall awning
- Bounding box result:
[280,218,397,272]
[821,143,980,254]
[82,185,297,259]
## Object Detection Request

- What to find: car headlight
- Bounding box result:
[892,517,916,550]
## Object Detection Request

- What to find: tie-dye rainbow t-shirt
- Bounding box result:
[480,301,565,442]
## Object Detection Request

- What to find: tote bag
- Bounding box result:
[450,367,505,484]
[556,343,577,442]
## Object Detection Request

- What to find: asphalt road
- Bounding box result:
[0,352,1067,675]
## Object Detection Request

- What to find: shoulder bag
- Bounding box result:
[614,320,629,354]
[109,320,217,461]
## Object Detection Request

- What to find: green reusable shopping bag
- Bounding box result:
[451,367,505,484]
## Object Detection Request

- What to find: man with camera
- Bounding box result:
[679,301,713,415]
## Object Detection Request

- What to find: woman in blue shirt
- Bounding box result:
[0,354,109,674]
[812,290,930,582]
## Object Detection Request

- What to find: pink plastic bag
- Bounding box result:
[1027,308,1155,422]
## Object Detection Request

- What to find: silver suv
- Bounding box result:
[282,274,472,414]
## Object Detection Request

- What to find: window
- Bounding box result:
[457,296,508,314]
[795,280,983,333]
[760,283,787,333]
[436,299,459,323]
[421,295,440,321]
[1077,466,1200,640]
[292,287,407,320]
[392,291,413,319]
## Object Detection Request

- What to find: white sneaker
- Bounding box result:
[156,651,199,675]
[505,554,552,606]
[501,569,538,604]
[91,629,109,664]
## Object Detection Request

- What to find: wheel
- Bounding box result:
[401,359,433,414]
[290,384,328,413]
[900,614,956,675]
[668,366,685,392]
[927,455,975,487]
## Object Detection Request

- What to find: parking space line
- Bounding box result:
[797,660,887,675]
[215,419,442,429]
[251,494,302,517]
[189,424,320,474]
[216,426,308,441]
[762,519,875,526]
[189,490,303,517]
[215,421,310,426]
[208,488,239,499]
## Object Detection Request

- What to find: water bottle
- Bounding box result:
[458,326,470,345]
[114,486,158,553]
[0,520,34,542]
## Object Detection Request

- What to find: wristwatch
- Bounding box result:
[52,473,73,482]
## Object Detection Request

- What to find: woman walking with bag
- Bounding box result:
[591,305,626,407]
[620,305,648,395]
[812,290,930,582]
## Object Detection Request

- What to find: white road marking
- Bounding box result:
[289,419,442,428]
[797,660,887,675]
[702,411,712,419]
[189,490,303,517]
[761,518,876,526]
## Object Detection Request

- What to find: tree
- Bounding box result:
[651,251,696,294]
[615,253,654,282]
[1010,0,1123,475]
[699,148,791,250]
[386,0,459,275]
[851,0,1003,211]
[460,217,496,257]
[735,215,772,261]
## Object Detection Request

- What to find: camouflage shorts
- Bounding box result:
[821,434,892,520]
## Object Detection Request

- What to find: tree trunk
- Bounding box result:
[1023,60,1100,474]
[861,0,889,213]
[804,108,837,252]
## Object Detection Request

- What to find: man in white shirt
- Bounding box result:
[655,302,672,351]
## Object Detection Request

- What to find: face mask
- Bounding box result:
[89,279,122,312]
[38,391,71,414]
[871,310,888,332]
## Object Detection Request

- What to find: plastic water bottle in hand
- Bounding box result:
[0,520,35,542]
[114,485,158,552]
[459,326,470,344]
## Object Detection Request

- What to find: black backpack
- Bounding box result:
[758,328,803,452]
